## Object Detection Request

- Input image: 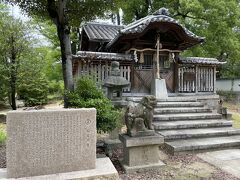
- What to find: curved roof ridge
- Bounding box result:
[107,8,205,49]
[120,14,204,40]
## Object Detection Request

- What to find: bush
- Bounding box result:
[18,76,49,106]
[68,76,121,133]
[217,90,237,102]
[48,80,64,95]
[0,87,7,106]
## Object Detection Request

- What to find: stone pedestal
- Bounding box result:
[0,158,118,180]
[151,79,168,100]
[119,134,165,173]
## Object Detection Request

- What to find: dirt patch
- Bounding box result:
[0,145,6,168]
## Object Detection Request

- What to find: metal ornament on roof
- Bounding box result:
[153,7,170,16]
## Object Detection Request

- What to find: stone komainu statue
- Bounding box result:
[125,95,157,137]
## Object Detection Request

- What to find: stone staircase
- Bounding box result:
[152,97,240,155]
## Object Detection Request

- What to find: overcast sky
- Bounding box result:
[6,4,121,46]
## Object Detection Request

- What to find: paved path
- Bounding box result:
[197,149,240,178]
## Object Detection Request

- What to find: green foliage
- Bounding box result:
[217,90,237,102]
[16,48,52,106]
[48,80,64,95]
[0,64,7,104]
[32,18,60,48]
[0,6,33,109]
[33,46,63,97]
[68,76,121,133]
[75,76,105,100]
[12,0,122,27]
[0,5,65,107]
[0,130,6,145]
[0,123,6,144]
[18,75,49,106]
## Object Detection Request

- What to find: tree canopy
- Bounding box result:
[10,0,122,107]
[0,5,32,109]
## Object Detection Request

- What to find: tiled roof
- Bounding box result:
[107,8,205,48]
[83,22,124,42]
[179,57,226,65]
[73,51,133,61]
[120,16,203,39]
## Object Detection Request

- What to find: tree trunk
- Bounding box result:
[57,24,74,108]
[47,0,74,108]
[10,76,16,110]
[8,36,17,110]
[10,55,17,110]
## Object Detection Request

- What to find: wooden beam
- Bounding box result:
[156,33,160,79]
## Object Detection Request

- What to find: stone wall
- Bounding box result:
[216,78,240,92]
[7,108,96,178]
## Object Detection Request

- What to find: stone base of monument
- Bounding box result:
[119,134,165,173]
[151,79,168,100]
[0,158,118,180]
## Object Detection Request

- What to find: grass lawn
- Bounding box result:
[232,113,240,128]
[0,123,6,145]
[223,102,240,128]
[223,102,240,113]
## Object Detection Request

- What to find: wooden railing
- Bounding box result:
[178,65,216,93]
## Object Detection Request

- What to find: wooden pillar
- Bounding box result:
[213,66,216,93]
[155,33,160,79]
[130,62,134,92]
[195,65,198,94]
[174,60,179,93]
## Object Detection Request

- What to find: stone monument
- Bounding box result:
[104,61,130,101]
[0,108,118,179]
[119,96,165,173]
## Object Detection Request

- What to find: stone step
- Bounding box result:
[156,101,204,108]
[153,119,232,130]
[154,107,211,114]
[154,113,222,121]
[157,127,240,140]
[158,97,197,102]
[126,97,197,103]
[165,135,240,155]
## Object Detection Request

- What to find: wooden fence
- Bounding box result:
[178,65,216,93]
[75,60,216,94]
[76,61,131,91]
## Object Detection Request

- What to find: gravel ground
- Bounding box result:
[0,145,6,168]
[0,144,239,179]
[107,147,240,180]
